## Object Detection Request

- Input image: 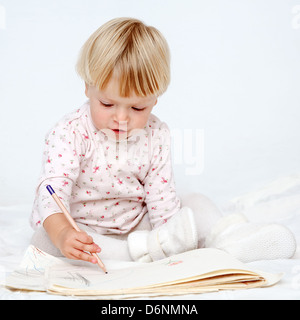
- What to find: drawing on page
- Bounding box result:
[58,267,135,288]
[64,272,91,286]
[19,245,65,275]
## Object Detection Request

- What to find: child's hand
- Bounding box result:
[57,226,101,264]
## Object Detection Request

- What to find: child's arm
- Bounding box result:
[144,122,181,228]
[31,121,83,230]
[32,117,101,263]
[43,213,101,263]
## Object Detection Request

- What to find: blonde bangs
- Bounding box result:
[76,18,170,97]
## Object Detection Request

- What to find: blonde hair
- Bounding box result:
[76,17,170,97]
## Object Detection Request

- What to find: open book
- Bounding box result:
[5,245,281,299]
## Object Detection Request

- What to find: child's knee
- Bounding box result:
[180,193,221,216]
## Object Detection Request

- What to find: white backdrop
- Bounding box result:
[1,0,300,207]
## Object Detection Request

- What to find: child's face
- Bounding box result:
[85,77,157,139]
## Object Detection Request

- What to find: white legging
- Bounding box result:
[30,193,222,261]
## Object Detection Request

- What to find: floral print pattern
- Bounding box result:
[31,102,181,235]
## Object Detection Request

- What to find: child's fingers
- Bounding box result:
[71,231,101,263]
[75,240,101,254]
[75,231,101,253]
[75,230,94,244]
[69,249,98,264]
[74,230,101,251]
[61,229,101,263]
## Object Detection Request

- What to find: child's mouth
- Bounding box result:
[112,129,127,135]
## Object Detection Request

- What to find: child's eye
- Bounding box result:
[99,100,113,107]
[132,107,146,111]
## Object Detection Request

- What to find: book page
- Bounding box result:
[46,248,282,296]
[5,246,281,297]
[5,245,69,291]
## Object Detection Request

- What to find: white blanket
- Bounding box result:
[0,174,300,300]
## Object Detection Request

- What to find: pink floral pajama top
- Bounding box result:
[30,102,181,235]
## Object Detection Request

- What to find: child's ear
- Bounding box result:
[85,83,89,98]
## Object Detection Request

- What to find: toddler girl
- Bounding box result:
[30,17,296,264]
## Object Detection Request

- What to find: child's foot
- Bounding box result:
[128,207,198,262]
[205,214,297,262]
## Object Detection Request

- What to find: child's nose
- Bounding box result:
[114,108,129,123]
